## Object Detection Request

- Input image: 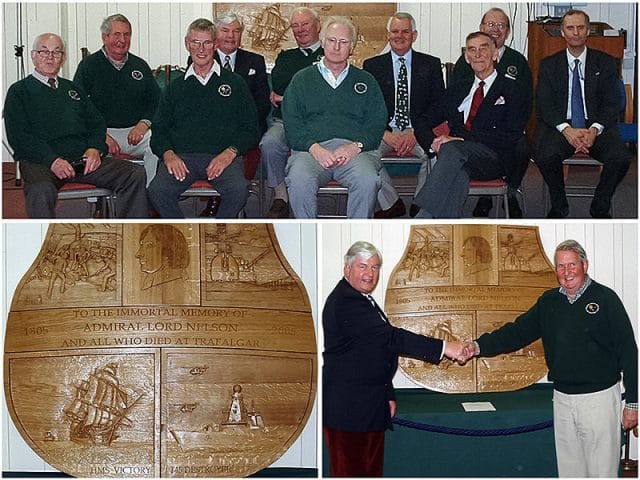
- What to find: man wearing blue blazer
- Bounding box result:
[535,9,632,218]
[323,241,466,476]
[413,31,528,218]
[363,12,445,218]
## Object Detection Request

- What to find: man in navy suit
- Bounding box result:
[535,9,632,218]
[323,241,466,476]
[363,12,445,218]
[413,31,528,218]
[451,7,533,218]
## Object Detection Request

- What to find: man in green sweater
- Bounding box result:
[147,18,259,218]
[282,16,387,218]
[74,14,161,185]
[3,33,148,218]
[260,6,323,218]
[462,239,637,477]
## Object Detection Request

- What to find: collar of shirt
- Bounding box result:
[101,47,128,70]
[559,275,592,304]
[32,70,57,87]
[217,49,237,70]
[300,41,322,55]
[184,61,221,86]
[317,58,350,89]
[458,69,498,117]
[496,45,506,63]
[566,47,588,74]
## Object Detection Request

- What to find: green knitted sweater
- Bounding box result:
[150,69,259,157]
[282,64,387,152]
[477,280,637,402]
[4,75,107,166]
[73,51,160,128]
[271,46,323,119]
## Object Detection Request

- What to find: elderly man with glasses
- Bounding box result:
[282,16,387,218]
[3,32,148,218]
[147,18,259,218]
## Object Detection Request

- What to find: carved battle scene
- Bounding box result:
[386,225,556,393]
[4,223,316,478]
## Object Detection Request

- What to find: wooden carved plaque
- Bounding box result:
[214,3,396,67]
[385,225,557,393]
[4,223,316,477]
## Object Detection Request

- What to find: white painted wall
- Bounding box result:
[2,222,318,473]
[1,2,637,160]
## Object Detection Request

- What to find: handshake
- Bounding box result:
[443,340,480,365]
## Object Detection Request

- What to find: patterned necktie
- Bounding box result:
[395,57,409,131]
[465,80,485,131]
[47,77,57,89]
[303,48,313,56]
[223,55,232,71]
[571,59,586,128]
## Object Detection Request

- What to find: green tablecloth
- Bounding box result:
[323,384,558,477]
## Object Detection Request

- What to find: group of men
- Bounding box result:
[3,7,633,218]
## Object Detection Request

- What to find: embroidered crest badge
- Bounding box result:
[354,82,367,94]
[68,90,80,101]
[131,70,143,81]
[218,84,232,97]
[585,302,600,314]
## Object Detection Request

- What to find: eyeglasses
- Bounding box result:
[33,49,64,59]
[482,21,508,30]
[324,37,352,48]
[189,40,215,50]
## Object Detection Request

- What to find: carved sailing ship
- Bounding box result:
[248,4,288,51]
[64,363,143,446]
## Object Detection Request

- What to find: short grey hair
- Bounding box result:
[185,18,216,41]
[466,30,497,48]
[215,11,244,31]
[386,12,416,32]
[344,241,382,266]
[320,16,357,45]
[290,6,320,24]
[555,240,588,265]
[32,33,65,52]
[101,14,131,35]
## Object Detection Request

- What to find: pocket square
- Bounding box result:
[494,96,506,105]
[248,68,256,75]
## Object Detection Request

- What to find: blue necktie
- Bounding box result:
[571,59,586,128]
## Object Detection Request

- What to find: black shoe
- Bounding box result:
[472,196,493,217]
[546,207,569,218]
[266,199,290,218]
[589,206,612,218]
[199,197,220,217]
[409,203,420,218]
[507,193,523,218]
[374,199,406,218]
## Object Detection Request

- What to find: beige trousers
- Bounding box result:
[553,383,621,477]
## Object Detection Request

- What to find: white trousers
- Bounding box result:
[553,383,621,477]
[107,127,158,186]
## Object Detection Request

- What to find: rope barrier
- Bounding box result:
[392,417,553,436]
